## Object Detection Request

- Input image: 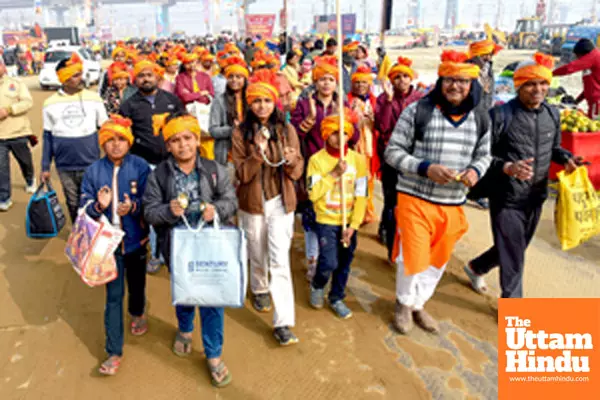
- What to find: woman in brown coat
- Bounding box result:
[232,69,303,346]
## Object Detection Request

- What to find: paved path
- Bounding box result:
[0,74,598,400]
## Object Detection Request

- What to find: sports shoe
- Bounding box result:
[25,178,37,194]
[146,258,163,274]
[273,327,299,346]
[252,293,272,313]
[463,264,488,294]
[0,200,13,212]
[330,300,353,319]
[309,286,325,309]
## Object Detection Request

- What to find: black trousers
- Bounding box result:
[470,201,543,298]
[379,163,398,261]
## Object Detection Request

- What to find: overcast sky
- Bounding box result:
[0,0,594,38]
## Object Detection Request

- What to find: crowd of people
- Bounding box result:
[0,32,595,388]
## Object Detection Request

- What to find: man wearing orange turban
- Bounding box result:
[119,60,187,274]
[384,49,492,335]
[348,64,378,225]
[465,51,582,301]
[376,55,425,261]
[468,39,503,111]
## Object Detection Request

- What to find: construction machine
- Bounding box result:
[509,17,542,49]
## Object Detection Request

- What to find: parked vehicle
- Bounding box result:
[560,25,600,64]
[509,17,542,49]
[38,46,102,90]
[538,23,571,55]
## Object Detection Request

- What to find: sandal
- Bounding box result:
[131,315,148,336]
[98,356,121,376]
[172,332,192,357]
[208,360,232,388]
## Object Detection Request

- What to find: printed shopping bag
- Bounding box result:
[25,181,66,239]
[555,167,600,250]
[65,205,125,287]
[170,216,248,307]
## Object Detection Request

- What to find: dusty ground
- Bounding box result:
[1,51,599,400]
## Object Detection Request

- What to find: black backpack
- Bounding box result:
[466,99,560,200]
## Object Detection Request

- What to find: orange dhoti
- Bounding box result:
[392,193,468,275]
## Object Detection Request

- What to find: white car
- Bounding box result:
[38,46,102,90]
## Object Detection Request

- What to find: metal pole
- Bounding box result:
[335,0,347,232]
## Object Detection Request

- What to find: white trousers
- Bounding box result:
[239,196,295,328]
[395,245,446,310]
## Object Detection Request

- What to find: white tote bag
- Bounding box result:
[186,97,212,133]
[170,215,248,307]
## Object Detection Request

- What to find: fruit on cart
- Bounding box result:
[560,109,600,133]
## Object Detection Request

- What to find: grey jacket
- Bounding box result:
[208,93,233,165]
[142,155,238,264]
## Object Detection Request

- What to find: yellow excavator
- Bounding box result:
[484,23,508,46]
[508,17,542,49]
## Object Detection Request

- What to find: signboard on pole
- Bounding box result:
[280,8,286,30]
[316,14,357,36]
[245,14,276,37]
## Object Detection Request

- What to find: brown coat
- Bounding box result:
[232,122,304,215]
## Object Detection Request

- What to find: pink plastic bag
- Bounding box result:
[65,207,125,287]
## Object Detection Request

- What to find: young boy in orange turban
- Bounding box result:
[307,109,368,320]
[80,115,151,376]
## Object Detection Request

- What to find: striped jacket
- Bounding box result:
[384,102,492,205]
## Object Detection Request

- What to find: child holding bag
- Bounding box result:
[143,111,237,388]
[79,115,151,376]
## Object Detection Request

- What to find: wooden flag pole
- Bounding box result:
[335,0,348,237]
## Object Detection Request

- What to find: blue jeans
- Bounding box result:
[312,223,358,303]
[105,247,147,357]
[175,306,224,359]
[0,137,34,202]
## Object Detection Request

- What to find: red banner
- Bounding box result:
[245,14,276,38]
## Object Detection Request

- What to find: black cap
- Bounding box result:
[574,38,595,57]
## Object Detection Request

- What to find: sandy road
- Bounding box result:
[0,54,598,400]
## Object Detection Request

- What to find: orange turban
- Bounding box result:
[165,57,180,67]
[57,52,83,84]
[513,52,554,89]
[246,69,279,104]
[99,115,134,147]
[152,114,201,142]
[437,50,480,79]
[224,43,240,54]
[250,50,279,70]
[111,46,127,60]
[180,52,199,65]
[107,61,130,84]
[202,52,215,63]
[388,56,416,81]
[351,65,373,84]
[313,56,339,82]
[321,108,358,141]
[468,39,497,58]
[223,56,249,79]
[342,41,360,53]
[133,60,160,78]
